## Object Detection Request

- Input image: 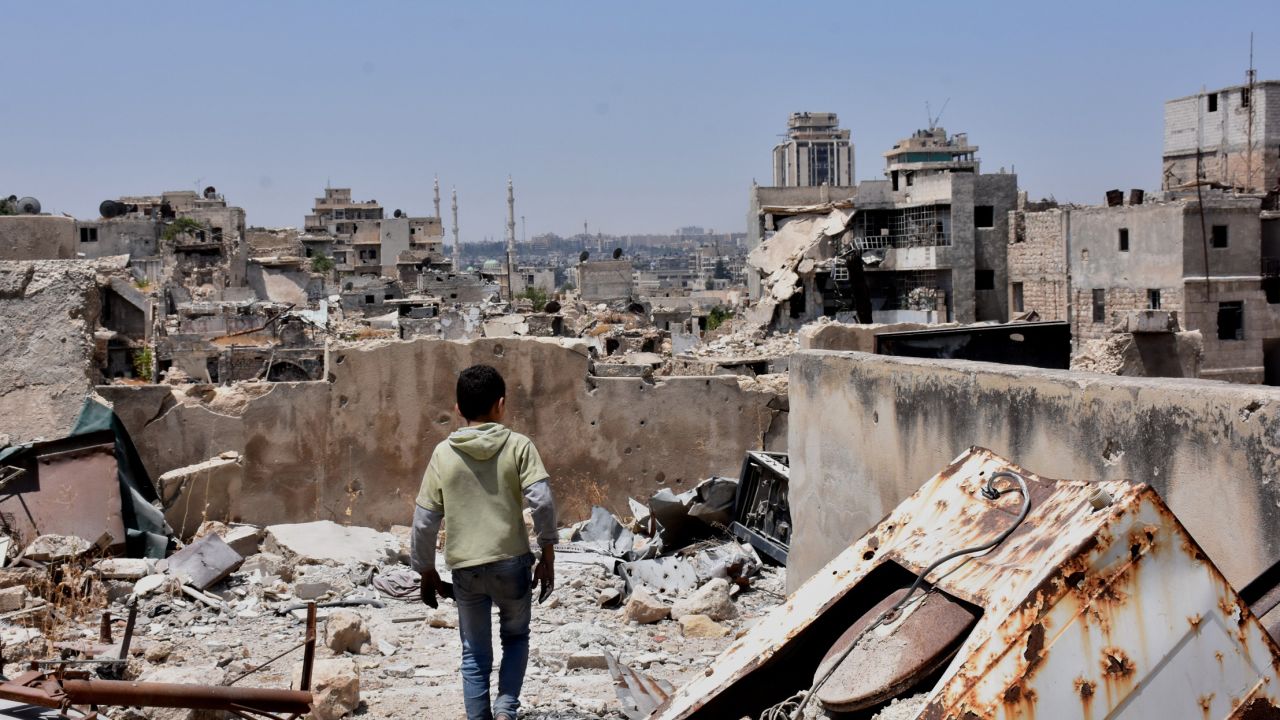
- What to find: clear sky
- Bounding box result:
[2,1,1276,240]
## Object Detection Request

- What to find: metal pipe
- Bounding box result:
[119,601,138,660]
[300,602,316,692]
[61,679,312,713]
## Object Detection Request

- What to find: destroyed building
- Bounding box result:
[747,126,1017,329]
[1163,78,1280,194]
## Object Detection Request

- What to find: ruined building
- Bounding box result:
[302,186,447,281]
[749,126,1017,328]
[1163,79,1280,195]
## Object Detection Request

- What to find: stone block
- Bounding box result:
[671,578,738,621]
[293,657,359,720]
[678,614,728,638]
[622,589,670,624]
[325,610,370,654]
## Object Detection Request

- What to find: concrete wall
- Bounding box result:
[0,216,76,260]
[0,259,105,444]
[577,260,635,302]
[100,337,786,530]
[787,350,1280,593]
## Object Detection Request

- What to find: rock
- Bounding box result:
[295,580,334,601]
[426,608,457,629]
[133,573,169,596]
[678,614,728,639]
[265,521,398,567]
[94,558,151,581]
[166,533,243,591]
[671,578,738,621]
[240,552,292,581]
[0,585,26,612]
[325,610,370,654]
[145,642,173,663]
[294,657,359,720]
[21,534,91,563]
[136,665,226,719]
[598,587,622,607]
[566,651,610,670]
[623,589,670,624]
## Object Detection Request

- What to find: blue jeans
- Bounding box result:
[453,553,534,720]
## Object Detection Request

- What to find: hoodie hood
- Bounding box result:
[448,423,511,461]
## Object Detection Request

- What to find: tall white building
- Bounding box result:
[772,112,854,187]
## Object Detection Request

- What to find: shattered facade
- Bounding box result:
[1163,79,1280,194]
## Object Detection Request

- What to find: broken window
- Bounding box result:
[1208,92,1218,112]
[1242,88,1251,108]
[1118,228,1129,252]
[79,227,98,243]
[1012,282,1024,313]
[211,227,223,243]
[905,172,914,187]
[1212,225,1229,248]
[1218,301,1244,340]
[974,206,995,228]
[975,269,995,290]
[1092,289,1106,323]
[1148,289,1161,309]
[364,294,376,304]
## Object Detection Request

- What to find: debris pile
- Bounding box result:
[0,500,784,718]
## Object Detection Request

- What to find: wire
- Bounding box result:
[779,469,1030,720]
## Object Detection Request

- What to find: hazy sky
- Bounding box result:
[2,2,1276,239]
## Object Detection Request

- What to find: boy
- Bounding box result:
[411,364,557,720]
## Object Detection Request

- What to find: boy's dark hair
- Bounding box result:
[457,364,506,421]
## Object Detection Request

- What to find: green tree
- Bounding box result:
[311,255,335,273]
[132,347,154,382]
[516,286,549,312]
[714,258,730,280]
[162,217,207,243]
[706,305,733,332]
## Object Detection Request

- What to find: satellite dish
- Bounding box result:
[15,197,41,214]
[394,209,403,218]
[99,200,126,219]
[579,250,590,263]
[203,186,218,199]
[612,247,623,259]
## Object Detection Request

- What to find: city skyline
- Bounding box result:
[2,1,1277,240]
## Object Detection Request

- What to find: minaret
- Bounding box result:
[451,187,461,272]
[433,176,441,220]
[506,176,517,300]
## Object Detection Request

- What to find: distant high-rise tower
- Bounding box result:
[451,187,461,272]
[772,112,854,187]
[506,177,517,299]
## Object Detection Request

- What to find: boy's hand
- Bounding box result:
[532,546,555,603]
[420,569,450,608]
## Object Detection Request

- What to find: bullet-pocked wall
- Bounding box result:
[786,350,1280,593]
[100,337,787,530]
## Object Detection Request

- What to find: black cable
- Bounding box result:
[784,469,1030,719]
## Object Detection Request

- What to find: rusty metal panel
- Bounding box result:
[0,433,125,549]
[648,447,1280,719]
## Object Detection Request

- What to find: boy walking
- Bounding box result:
[411,364,557,720]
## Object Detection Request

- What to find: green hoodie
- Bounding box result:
[416,423,549,569]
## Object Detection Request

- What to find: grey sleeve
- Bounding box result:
[523,479,558,547]
[410,504,444,572]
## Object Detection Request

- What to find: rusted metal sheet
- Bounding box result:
[0,431,125,549]
[647,447,1280,719]
[606,651,674,719]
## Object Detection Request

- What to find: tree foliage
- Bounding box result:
[162,217,207,242]
[311,254,336,273]
[706,305,734,332]
[517,286,549,312]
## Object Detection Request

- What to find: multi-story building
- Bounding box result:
[772,112,854,188]
[754,126,1017,327]
[1013,192,1280,383]
[1163,79,1280,195]
[300,186,446,280]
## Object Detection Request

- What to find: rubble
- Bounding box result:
[670,578,738,622]
[677,614,727,638]
[164,533,243,591]
[264,521,399,566]
[324,609,371,654]
[295,657,360,720]
[622,589,670,624]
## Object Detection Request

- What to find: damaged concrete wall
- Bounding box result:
[787,350,1280,593]
[0,259,107,444]
[100,337,786,529]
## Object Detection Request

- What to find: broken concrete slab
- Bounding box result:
[21,534,91,563]
[93,558,151,581]
[622,589,670,624]
[265,521,398,567]
[194,520,262,558]
[165,533,243,591]
[0,585,27,612]
[159,455,244,540]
